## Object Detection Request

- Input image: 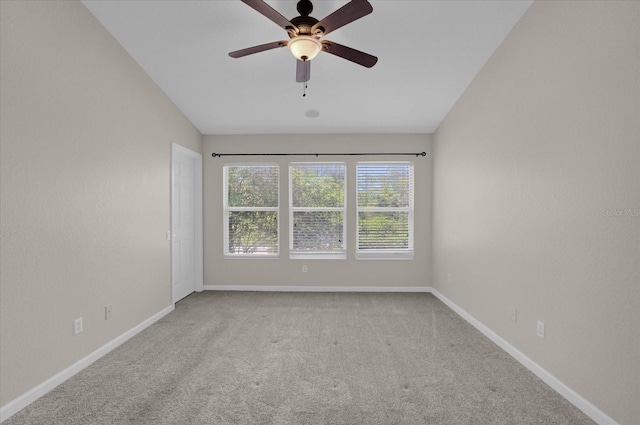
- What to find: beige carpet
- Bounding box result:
[5,291,594,424]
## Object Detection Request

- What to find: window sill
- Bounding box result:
[356,251,414,260]
[224,254,280,260]
[290,253,347,260]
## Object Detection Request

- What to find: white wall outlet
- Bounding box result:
[73,317,83,335]
[537,320,545,338]
[166,230,171,241]
[105,305,112,320]
[509,306,517,323]
[302,265,308,273]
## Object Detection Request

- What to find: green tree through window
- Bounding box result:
[224,165,279,255]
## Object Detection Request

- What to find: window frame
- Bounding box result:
[356,161,414,260]
[289,162,347,260]
[223,163,280,259]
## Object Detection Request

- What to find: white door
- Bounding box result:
[171,143,203,303]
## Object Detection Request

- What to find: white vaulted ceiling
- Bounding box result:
[82,0,532,135]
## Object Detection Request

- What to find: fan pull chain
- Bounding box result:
[303,59,308,97]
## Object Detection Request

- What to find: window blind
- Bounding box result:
[356,162,414,259]
[289,163,346,258]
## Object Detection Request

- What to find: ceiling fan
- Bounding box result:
[229,0,378,83]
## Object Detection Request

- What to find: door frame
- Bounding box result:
[170,142,203,303]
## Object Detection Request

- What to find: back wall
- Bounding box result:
[203,134,432,288]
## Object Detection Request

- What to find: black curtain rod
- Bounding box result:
[212,152,426,158]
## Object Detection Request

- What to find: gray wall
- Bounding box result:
[0,0,202,406]
[203,134,432,288]
[432,1,639,423]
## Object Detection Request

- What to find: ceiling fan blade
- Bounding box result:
[296,60,311,83]
[229,41,289,58]
[241,0,298,33]
[321,40,377,68]
[312,0,373,36]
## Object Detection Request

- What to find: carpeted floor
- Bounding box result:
[5,291,594,424]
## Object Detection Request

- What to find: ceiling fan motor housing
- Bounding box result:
[290,0,325,37]
[290,16,320,37]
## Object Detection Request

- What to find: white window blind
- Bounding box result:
[356,162,414,259]
[289,163,346,259]
[223,164,279,257]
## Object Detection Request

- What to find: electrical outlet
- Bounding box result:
[302,265,308,273]
[509,306,517,323]
[537,321,545,338]
[73,317,83,335]
[105,305,112,320]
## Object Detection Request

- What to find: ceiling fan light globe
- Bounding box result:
[288,36,321,61]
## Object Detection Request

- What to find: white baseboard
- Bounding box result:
[203,285,433,293]
[429,288,618,425]
[0,305,175,423]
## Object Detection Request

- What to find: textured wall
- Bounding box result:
[432,1,639,423]
[0,1,202,406]
[203,134,432,288]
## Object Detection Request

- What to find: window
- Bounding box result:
[289,163,346,259]
[223,164,279,257]
[356,162,414,259]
